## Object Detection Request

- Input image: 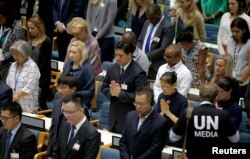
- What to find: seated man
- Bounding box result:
[54,93,100,159]
[47,75,90,158]
[119,87,168,159]
[154,44,192,102]
[0,102,37,159]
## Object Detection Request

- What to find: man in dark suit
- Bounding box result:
[0,102,37,159]
[137,3,175,79]
[47,75,90,158]
[119,87,168,159]
[0,76,12,109]
[54,93,100,159]
[102,41,148,134]
[52,0,87,61]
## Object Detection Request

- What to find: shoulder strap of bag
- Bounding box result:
[181,107,193,155]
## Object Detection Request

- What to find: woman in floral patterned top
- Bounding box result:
[177,28,207,88]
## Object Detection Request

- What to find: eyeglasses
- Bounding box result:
[62,109,80,116]
[134,102,150,106]
[56,85,69,91]
[0,115,17,121]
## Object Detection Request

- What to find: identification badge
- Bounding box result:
[10,153,19,159]
[73,143,80,151]
[121,84,128,90]
[153,37,160,43]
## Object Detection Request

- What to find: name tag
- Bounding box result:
[121,84,128,90]
[73,143,80,151]
[10,153,19,159]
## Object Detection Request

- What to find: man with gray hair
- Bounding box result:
[169,83,240,159]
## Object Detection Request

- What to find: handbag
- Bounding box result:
[173,107,193,159]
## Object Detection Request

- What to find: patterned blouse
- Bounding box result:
[6,58,40,113]
[181,40,206,88]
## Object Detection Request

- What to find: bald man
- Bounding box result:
[153,44,192,102]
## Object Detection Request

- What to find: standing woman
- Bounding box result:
[175,0,206,42]
[27,16,52,110]
[218,0,250,54]
[227,17,250,97]
[86,0,117,62]
[0,3,25,80]
[6,40,40,113]
[128,0,153,39]
[177,28,207,88]
[62,40,95,109]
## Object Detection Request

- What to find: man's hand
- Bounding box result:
[56,22,66,33]
[109,80,121,97]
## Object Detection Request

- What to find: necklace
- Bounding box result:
[233,42,242,68]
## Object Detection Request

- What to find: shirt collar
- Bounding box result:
[165,60,182,70]
[10,122,21,142]
[199,101,212,105]
[75,115,86,131]
[121,59,132,71]
[139,107,154,119]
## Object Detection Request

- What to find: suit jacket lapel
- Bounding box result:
[9,125,24,153]
[150,20,164,50]
[136,110,156,134]
[62,123,71,157]
[64,122,87,158]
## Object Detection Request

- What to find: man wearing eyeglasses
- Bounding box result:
[153,44,192,102]
[47,75,90,158]
[0,102,37,159]
[53,93,100,159]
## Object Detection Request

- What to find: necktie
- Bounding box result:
[120,67,125,75]
[67,125,76,147]
[145,26,154,53]
[137,117,145,131]
[4,131,12,159]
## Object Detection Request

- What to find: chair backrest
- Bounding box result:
[37,131,50,152]
[205,24,219,44]
[51,71,61,86]
[100,147,121,159]
[91,80,100,110]
[239,111,250,143]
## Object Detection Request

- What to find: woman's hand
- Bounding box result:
[160,99,170,114]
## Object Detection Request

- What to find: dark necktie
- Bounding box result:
[137,117,145,131]
[4,131,12,159]
[145,26,154,53]
[67,125,76,147]
[120,67,125,75]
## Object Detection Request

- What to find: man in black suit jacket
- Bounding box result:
[54,93,100,159]
[137,3,175,79]
[0,76,12,108]
[119,87,168,159]
[102,41,148,133]
[47,75,90,158]
[0,102,37,159]
[52,0,86,61]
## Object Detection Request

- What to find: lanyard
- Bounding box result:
[14,66,23,91]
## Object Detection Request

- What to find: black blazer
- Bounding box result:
[137,18,175,71]
[52,0,83,24]
[101,60,148,133]
[0,124,37,159]
[119,109,168,159]
[0,80,12,108]
[54,120,100,159]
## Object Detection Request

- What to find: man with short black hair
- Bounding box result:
[54,93,100,159]
[102,40,148,133]
[0,102,37,159]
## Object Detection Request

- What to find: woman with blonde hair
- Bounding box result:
[27,15,51,110]
[210,54,233,83]
[128,0,154,39]
[175,0,206,42]
[62,40,95,109]
[66,17,102,76]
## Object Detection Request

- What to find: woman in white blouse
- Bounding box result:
[6,40,40,113]
[217,0,250,54]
